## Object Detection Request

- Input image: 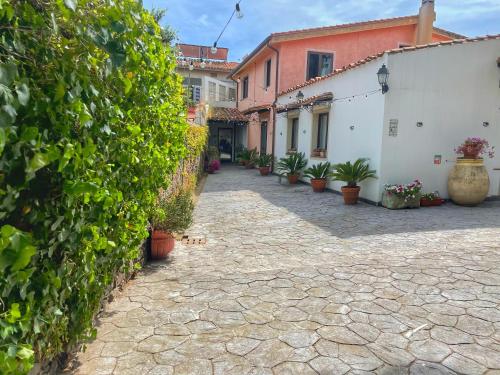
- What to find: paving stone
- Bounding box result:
[430,326,474,345]
[226,337,260,356]
[309,356,350,375]
[245,339,294,368]
[442,353,487,375]
[317,326,367,345]
[278,330,319,348]
[338,344,383,371]
[137,335,187,353]
[273,362,317,375]
[456,315,495,336]
[408,339,451,362]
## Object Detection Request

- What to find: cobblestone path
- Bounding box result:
[71,166,500,375]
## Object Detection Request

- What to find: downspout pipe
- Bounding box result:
[266,41,279,172]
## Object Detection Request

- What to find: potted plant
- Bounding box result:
[382,180,422,209]
[420,192,445,207]
[331,158,377,205]
[454,137,495,159]
[304,162,332,192]
[258,154,274,176]
[237,147,248,166]
[150,190,194,260]
[241,148,258,169]
[277,152,308,184]
[207,159,220,174]
[449,137,494,206]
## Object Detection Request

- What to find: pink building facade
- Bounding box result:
[230,0,463,158]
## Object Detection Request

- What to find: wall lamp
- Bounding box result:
[296,90,304,101]
[377,64,389,94]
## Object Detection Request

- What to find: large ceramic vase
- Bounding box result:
[448,158,489,206]
[151,230,175,260]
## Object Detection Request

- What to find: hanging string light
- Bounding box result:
[211,1,244,55]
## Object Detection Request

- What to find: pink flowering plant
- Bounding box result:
[455,137,495,159]
[384,179,423,202]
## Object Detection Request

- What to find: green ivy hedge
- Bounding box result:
[0,1,188,373]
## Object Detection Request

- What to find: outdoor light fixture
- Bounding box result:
[296,90,304,101]
[377,64,389,94]
[235,3,243,19]
[211,42,218,54]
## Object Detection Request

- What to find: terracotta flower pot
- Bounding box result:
[151,230,175,260]
[311,178,327,193]
[259,166,270,176]
[341,186,361,205]
[288,174,299,184]
[420,198,433,207]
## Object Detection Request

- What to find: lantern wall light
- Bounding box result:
[296,91,305,101]
[377,64,389,94]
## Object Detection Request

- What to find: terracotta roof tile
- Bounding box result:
[277,92,333,112]
[231,15,463,77]
[241,104,272,114]
[271,15,418,39]
[278,34,500,97]
[177,60,239,73]
[208,107,248,122]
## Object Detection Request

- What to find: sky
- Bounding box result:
[143,0,500,62]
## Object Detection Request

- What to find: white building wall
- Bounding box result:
[276,59,387,203]
[381,39,500,199]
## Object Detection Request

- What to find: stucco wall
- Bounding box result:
[276,59,387,203]
[381,39,500,199]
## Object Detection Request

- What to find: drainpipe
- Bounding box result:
[266,41,279,173]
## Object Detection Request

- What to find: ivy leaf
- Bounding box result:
[64,0,77,11]
[27,153,50,174]
[0,63,17,86]
[0,128,5,156]
[2,104,17,121]
[63,181,99,196]
[16,83,30,106]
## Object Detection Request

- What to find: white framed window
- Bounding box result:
[311,112,329,157]
[208,81,216,102]
[228,87,236,101]
[219,85,227,101]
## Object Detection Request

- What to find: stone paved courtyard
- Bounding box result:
[71,166,500,375]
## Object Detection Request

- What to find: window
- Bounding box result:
[208,81,216,102]
[316,113,329,150]
[307,52,333,80]
[398,43,411,48]
[182,77,202,86]
[264,59,272,88]
[228,87,236,101]
[289,118,299,151]
[219,85,227,101]
[242,76,249,99]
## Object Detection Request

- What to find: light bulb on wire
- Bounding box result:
[211,42,218,54]
[189,61,194,71]
[235,3,243,19]
[200,59,206,69]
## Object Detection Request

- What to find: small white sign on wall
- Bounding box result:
[389,119,398,137]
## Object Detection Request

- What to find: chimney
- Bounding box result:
[416,0,436,45]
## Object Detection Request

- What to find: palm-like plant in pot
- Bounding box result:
[241,148,258,168]
[304,162,333,192]
[150,190,194,260]
[277,152,308,184]
[257,154,274,176]
[332,158,377,205]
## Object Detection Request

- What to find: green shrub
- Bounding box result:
[0,1,189,373]
[151,190,194,233]
[257,154,274,167]
[332,158,377,187]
